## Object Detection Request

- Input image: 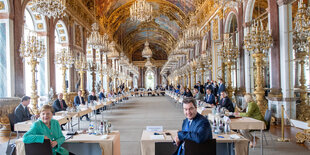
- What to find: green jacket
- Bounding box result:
[240,102,265,123]
[23,119,69,155]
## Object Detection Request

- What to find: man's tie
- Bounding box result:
[60,100,63,109]
[207,95,210,102]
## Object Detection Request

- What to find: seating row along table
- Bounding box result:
[141,130,249,155]
[15,131,121,155]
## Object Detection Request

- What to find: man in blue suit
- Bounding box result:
[204,88,216,105]
[175,97,212,155]
[74,90,90,121]
[217,79,226,97]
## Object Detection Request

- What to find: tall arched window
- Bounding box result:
[0,0,10,97]
[55,20,69,94]
[23,5,48,98]
[145,69,155,90]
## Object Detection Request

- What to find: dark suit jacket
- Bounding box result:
[218,83,226,96]
[74,95,85,107]
[99,92,105,100]
[14,103,32,123]
[88,95,97,103]
[177,113,212,154]
[52,99,68,113]
[204,93,216,105]
[219,97,234,112]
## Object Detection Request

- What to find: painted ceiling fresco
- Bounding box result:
[132,43,168,61]
[93,0,197,61]
[95,0,195,18]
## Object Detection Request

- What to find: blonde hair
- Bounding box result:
[40,104,54,113]
[244,93,254,103]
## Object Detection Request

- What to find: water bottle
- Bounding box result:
[99,122,104,134]
[88,122,94,135]
[224,122,231,134]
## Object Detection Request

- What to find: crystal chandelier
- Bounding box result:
[107,41,119,60]
[33,0,66,18]
[244,20,273,54]
[293,0,309,53]
[55,48,75,67]
[142,41,153,58]
[142,41,153,68]
[130,0,153,22]
[87,23,106,50]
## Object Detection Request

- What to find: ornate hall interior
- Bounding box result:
[0,0,310,155]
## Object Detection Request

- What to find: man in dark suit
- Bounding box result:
[88,91,99,114]
[219,91,234,112]
[99,88,106,101]
[74,90,90,121]
[217,79,226,97]
[175,97,212,155]
[88,91,98,103]
[205,82,214,94]
[52,93,68,113]
[204,88,216,105]
[14,96,37,123]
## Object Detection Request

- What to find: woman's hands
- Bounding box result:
[44,136,58,148]
[50,141,58,148]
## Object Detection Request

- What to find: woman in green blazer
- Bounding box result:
[235,94,265,147]
[23,105,70,155]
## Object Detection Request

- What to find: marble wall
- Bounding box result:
[0,23,7,97]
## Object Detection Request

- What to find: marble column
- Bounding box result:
[268,0,282,98]
[47,18,57,94]
[13,0,26,97]
[237,2,246,95]
[267,0,296,123]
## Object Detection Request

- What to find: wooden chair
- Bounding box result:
[155,142,178,155]
[184,139,216,155]
[25,139,53,155]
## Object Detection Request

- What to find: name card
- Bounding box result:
[146,126,163,132]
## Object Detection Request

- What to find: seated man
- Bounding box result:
[88,91,99,114]
[14,96,37,123]
[147,88,152,96]
[74,90,90,121]
[175,97,212,155]
[194,88,204,101]
[204,88,216,105]
[52,93,68,113]
[219,91,234,112]
[99,89,106,101]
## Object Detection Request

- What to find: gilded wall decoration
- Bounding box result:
[59,29,64,34]
[35,15,41,20]
[57,24,63,28]
[75,25,82,47]
[212,18,219,40]
[61,36,66,42]
[0,2,4,10]
[37,23,43,30]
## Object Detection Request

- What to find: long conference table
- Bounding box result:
[141,130,249,155]
[15,131,121,155]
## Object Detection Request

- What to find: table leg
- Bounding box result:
[78,117,80,130]
[261,129,263,155]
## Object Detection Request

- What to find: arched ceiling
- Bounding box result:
[94,0,199,61]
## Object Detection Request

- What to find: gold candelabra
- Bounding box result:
[244,20,273,115]
[88,61,98,93]
[19,35,46,115]
[75,55,88,98]
[219,35,239,98]
[55,48,74,105]
[294,0,310,121]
